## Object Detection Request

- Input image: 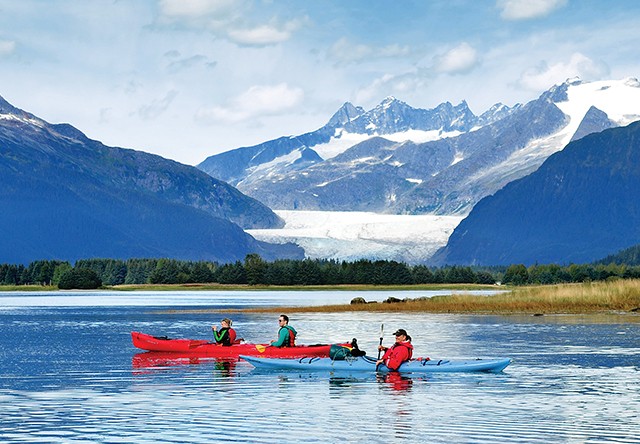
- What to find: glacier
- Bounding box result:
[246,210,463,264]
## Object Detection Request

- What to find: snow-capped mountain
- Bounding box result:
[198,77,640,216]
[197,96,502,189]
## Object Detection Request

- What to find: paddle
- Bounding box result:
[375,323,384,371]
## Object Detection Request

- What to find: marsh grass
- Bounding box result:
[230,280,640,315]
[0,285,58,292]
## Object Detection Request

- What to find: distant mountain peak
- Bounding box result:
[380,95,399,104]
[565,76,583,86]
[327,102,365,127]
[0,94,27,116]
[375,96,410,110]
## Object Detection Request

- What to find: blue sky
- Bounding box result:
[1,0,640,165]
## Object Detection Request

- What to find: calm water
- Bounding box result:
[0,290,638,443]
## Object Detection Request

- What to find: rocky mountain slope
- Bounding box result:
[431,121,640,265]
[0,95,302,264]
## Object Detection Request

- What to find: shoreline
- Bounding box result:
[0,283,498,292]
[3,281,639,316]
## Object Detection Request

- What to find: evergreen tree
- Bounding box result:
[503,264,529,285]
[215,261,247,284]
[245,254,267,285]
[149,259,180,284]
[58,268,102,289]
[190,262,215,283]
[412,265,434,284]
[125,259,157,284]
[52,262,73,285]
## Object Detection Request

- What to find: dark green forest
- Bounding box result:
[3,254,640,289]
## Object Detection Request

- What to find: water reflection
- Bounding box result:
[1,293,639,443]
[378,372,414,392]
[132,352,240,377]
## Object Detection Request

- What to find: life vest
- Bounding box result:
[383,341,414,370]
[392,342,413,360]
[281,326,296,347]
[228,328,237,345]
[217,327,237,346]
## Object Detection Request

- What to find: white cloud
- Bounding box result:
[137,90,179,120]
[0,40,16,56]
[227,18,304,46]
[166,55,213,73]
[497,0,567,20]
[196,83,304,123]
[157,0,298,46]
[354,73,423,105]
[158,0,241,25]
[519,53,610,91]
[228,25,290,45]
[433,42,479,74]
[328,38,411,64]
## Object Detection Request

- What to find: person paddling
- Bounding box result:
[376,328,413,370]
[211,318,238,346]
[270,314,297,347]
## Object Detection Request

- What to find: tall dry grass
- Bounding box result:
[234,279,640,314]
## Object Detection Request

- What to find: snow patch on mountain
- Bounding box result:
[555,77,640,145]
[465,77,640,190]
[311,128,464,161]
[0,112,46,128]
[246,210,463,264]
[237,149,304,187]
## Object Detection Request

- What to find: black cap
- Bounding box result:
[393,329,408,336]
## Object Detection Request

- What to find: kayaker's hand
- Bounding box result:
[377,345,386,351]
[212,325,217,331]
[376,359,383,366]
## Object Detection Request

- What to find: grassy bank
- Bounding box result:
[206,279,640,315]
[0,285,58,292]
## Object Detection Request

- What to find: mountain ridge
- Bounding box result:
[0,95,303,264]
[431,120,640,265]
[197,77,640,216]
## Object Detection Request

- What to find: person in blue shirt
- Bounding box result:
[270,314,297,347]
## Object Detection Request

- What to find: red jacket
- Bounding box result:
[381,341,414,370]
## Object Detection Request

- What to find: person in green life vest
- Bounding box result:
[211,318,238,346]
[270,314,297,347]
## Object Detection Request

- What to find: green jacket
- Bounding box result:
[271,325,297,347]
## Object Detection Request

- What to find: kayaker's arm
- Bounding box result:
[270,327,288,347]
[212,327,227,343]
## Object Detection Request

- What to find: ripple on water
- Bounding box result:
[1,299,639,442]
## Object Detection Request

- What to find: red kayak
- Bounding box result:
[131,331,339,358]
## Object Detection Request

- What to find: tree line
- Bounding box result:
[501,262,640,285]
[2,255,640,289]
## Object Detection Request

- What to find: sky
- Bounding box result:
[1,0,640,166]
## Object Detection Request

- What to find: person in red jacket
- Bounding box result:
[376,328,413,370]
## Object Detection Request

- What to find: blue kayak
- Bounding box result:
[240,355,511,373]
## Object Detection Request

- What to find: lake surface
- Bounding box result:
[0,290,638,443]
